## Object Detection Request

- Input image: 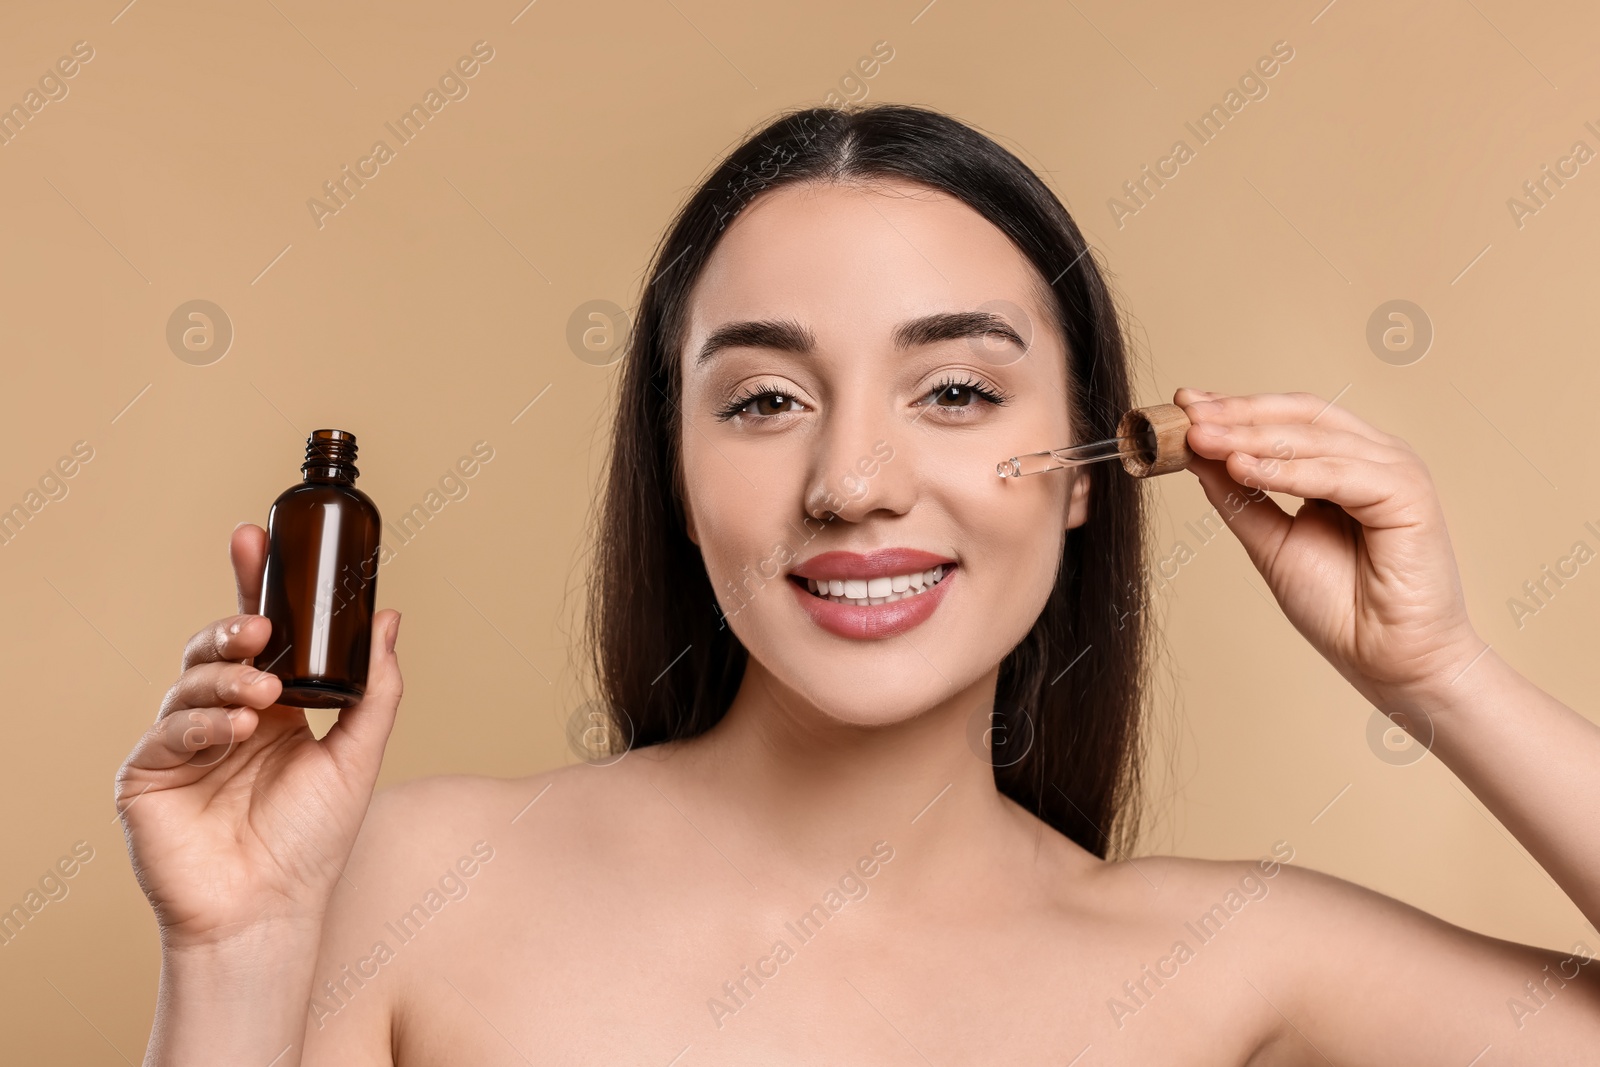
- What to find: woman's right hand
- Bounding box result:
[116,522,404,952]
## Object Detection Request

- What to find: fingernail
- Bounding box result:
[1197,422,1228,437]
[244,668,266,683]
[1188,400,1222,418]
[1232,451,1259,468]
[226,707,245,720]
[387,612,401,653]
[228,619,243,635]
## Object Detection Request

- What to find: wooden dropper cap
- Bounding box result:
[1116,403,1195,478]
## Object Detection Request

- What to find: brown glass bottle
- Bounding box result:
[254,429,382,709]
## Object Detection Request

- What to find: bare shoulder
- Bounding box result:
[363,767,556,842]
[325,749,680,928]
[354,750,657,853]
[1098,851,1600,1064]
[302,761,610,1062]
[1077,845,1299,935]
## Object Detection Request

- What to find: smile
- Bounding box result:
[799,565,949,606]
[787,549,958,640]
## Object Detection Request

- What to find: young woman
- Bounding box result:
[119,104,1600,1064]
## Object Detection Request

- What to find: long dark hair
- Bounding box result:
[584,103,1150,859]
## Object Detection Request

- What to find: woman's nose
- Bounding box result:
[802,421,906,524]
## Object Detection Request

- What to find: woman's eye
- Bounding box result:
[718,389,805,420]
[931,384,980,407]
[922,379,1008,409]
[746,392,800,416]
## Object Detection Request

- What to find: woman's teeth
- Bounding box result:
[803,565,949,606]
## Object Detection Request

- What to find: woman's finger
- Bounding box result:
[160,659,283,719]
[1176,390,1398,448]
[124,706,261,776]
[1186,456,1293,573]
[179,613,271,673]
[1222,451,1419,526]
[319,610,404,781]
[1187,421,1410,468]
[231,523,267,616]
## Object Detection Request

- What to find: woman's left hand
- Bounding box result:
[1173,387,1486,709]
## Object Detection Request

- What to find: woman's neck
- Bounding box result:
[663,655,1053,901]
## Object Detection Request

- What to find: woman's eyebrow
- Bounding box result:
[894,310,1026,354]
[694,310,1026,367]
[695,319,815,366]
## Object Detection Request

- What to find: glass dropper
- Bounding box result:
[996,426,1159,478]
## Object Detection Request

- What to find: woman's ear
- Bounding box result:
[683,497,700,545]
[673,460,700,545]
[1065,470,1091,530]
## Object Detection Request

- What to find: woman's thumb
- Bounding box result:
[320,609,403,775]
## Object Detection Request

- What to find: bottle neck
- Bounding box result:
[301,429,360,484]
[304,465,356,485]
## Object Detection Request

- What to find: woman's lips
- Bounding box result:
[787,549,957,640]
[790,548,955,582]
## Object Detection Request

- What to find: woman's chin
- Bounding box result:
[768,673,978,730]
[801,703,930,730]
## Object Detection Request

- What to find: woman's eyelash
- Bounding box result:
[714,383,799,422]
[713,374,1011,421]
[924,374,1011,407]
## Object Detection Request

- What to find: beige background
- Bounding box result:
[1,0,1596,1056]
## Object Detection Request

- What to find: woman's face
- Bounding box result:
[679,177,1089,726]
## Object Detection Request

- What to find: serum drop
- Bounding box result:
[254,429,382,708]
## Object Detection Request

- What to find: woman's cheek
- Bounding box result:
[957,481,1068,639]
[690,493,798,629]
